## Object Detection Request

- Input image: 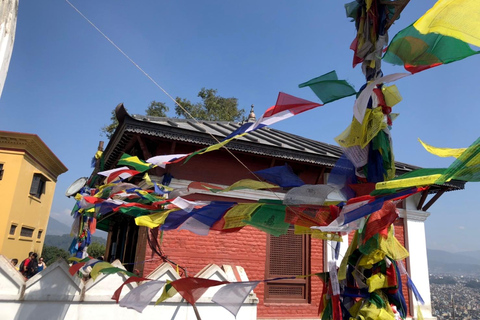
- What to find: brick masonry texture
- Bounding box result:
[142,218,411,319]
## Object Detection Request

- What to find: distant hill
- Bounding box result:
[44,234,107,251]
[46,217,71,236]
[427,249,480,276]
[47,217,107,239]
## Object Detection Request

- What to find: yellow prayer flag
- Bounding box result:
[221,179,279,193]
[223,203,263,229]
[199,133,247,154]
[414,0,480,47]
[417,305,425,320]
[335,108,386,149]
[419,138,466,158]
[155,280,178,305]
[294,225,342,241]
[143,173,153,186]
[134,209,177,229]
[367,273,388,292]
[375,174,442,190]
[90,262,114,281]
[339,231,359,281]
[382,85,402,107]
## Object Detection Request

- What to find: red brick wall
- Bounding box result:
[142,226,326,319]
[394,217,411,317]
[141,214,411,319]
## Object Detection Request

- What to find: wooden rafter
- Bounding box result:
[422,189,445,212]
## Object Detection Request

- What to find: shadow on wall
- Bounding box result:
[14,259,81,320]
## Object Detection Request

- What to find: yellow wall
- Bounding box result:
[0,132,67,261]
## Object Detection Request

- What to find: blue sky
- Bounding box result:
[1,1,479,252]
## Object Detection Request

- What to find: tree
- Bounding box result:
[145,100,169,117]
[101,109,120,139]
[100,89,243,137]
[87,242,106,259]
[175,88,244,121]
[41,245,69,266]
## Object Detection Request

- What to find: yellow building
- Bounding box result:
[0,131,67,261]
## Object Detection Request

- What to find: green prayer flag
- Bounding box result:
[243,203,289,236]
[384,24,480,73]
[298,71,356,104]
[118,153,152,172]
[436,136,480,184]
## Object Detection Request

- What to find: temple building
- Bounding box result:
[85,103,463,319]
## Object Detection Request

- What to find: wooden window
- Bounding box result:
[0,163,4,180]
[30,173,47,199]
[265,229,310,303]
[37,230,43,239]
[20,226,34,238]
[9,224,17,235]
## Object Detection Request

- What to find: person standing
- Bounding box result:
[10,258,19,271]
[26,253,38,279]
[20,252,33,277]
[37,257,46,272]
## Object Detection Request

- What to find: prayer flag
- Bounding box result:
[436,136,480,184]
[362,201,398,243]
[182,202,236,232]
[212,281,260,317]
[419,138,466,158]
[384,24,480,73]
[243,201,289,236]
[155,280,177,304]
[119,280,166,312]
[135,209,177,228]
[171,197,208,212]
[106,169,140,184]
[414,0,480,48]
[90,262,114,280]
[343,198,384,225]
[219,179,279,193]
[117,153,152,172]
[254,164,305,188]
[249,92,322,132]
[353,73,410,124]
[146,153,189,168]
[97,166,130,177]
[170,277,229,306]
[298,70,356,104]
[222,203,263,229]
[283,184,334,205]
[160,210,194,231]
[112,276,150,303]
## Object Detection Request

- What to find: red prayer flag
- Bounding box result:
[69,262,86,276]
[112,276,150,303]
[170,277,229,306]
[363,201,398,243]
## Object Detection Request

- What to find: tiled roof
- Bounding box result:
[129,113,418,172]
[100,104,464,194]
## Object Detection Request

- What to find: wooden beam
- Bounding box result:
[136,135,152,160]
[422,189,445,212]
[416,189,429,210]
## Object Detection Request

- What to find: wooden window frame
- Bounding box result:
[30,173,47,199]
[9,223,17,236]
[20,226,35,238]
[265,228,310,303]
